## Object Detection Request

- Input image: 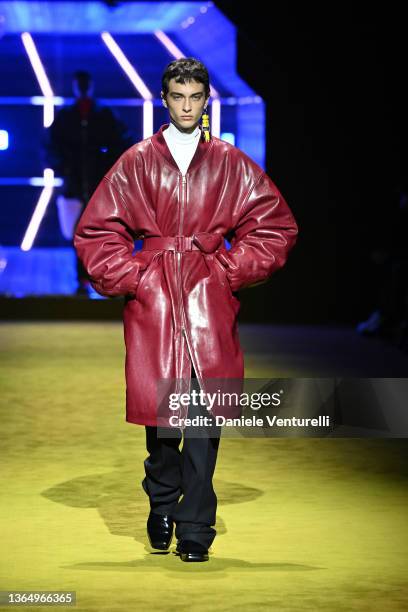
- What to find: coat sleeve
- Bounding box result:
[215,171,299,292]
[73,176,154,298]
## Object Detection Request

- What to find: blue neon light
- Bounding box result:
[0,1,265,166]
[221,132,235,145]
[0,130,9,150]
[0,2,208,33]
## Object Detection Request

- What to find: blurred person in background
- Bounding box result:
[46,70,133,295]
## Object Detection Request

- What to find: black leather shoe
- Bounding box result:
[177,539,209,562]
[147,511,173,550]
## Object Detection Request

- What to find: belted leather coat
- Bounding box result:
[73,123,299,427]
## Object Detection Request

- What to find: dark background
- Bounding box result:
[214,2,407,325]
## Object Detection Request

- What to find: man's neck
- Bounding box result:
[166,120,200,143]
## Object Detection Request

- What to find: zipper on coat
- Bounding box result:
[177,173,209,414]
[174,174,186,414]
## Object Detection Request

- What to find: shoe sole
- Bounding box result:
[180,552,209,562]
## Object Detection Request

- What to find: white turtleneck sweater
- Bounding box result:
[163,120,201,176]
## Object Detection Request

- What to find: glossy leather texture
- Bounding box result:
[146,511,174,550]
[74,123,299,427]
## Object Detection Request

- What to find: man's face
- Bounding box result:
[161,78,210,133]
[72,78,93,99]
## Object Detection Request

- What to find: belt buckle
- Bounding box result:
[175,235,191,252]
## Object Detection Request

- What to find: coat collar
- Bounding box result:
[151,123,213,174]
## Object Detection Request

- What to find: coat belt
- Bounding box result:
[141,232,224,254]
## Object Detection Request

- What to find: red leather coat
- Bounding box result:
[74,123,299,427]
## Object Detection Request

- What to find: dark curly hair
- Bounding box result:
[161,58,210,98]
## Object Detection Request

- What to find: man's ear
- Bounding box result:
[161,92,167,108]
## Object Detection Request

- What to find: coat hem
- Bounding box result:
[126,415,158,427]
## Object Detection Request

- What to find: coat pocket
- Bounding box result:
[213,255,240,307]
[213,254,230,284]
[134,252,160,300]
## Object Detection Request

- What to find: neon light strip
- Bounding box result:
[101,32,154,138]
[211,98,221,140]
[153,30,221,137]
[21,169,55,251]
[31,96,64,106]
[154,30,185,59]
[101,32,153,99]
[0,96,261,106]
[143,100,153,140]
[21,32,54,127]
[29,176,63,187]
[0,177,63,186]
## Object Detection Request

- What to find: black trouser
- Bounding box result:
[141,365,222,549]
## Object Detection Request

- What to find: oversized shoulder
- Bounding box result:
[104,133,265,191]
[102,137,152,190]
[210,137,287,204]
[209,135,265,181]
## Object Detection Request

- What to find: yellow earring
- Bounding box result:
[201,107,211,142]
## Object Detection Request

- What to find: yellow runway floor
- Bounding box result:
[1,322,407,611]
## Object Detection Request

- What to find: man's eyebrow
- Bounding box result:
[169,91,204,96]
